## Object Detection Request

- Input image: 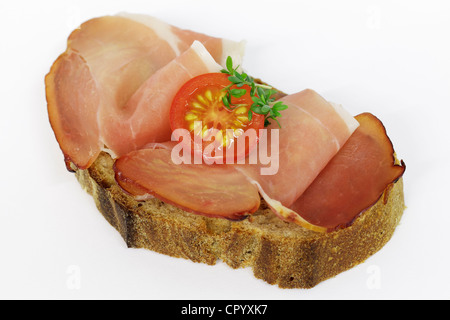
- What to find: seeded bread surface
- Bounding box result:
[74,152,405,289]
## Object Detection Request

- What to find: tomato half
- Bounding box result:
[170,73,265,163]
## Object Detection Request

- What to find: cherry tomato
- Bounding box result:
[170,73,264,163]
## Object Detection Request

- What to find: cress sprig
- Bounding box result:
[220,56,288,128]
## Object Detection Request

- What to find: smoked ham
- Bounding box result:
[46,50,102,170]
[114,148,260,220]
[237,89,359,208]
[46,14,245,169]
[100,41,223,157]
[118,13,245,69]
[290,113,406,230]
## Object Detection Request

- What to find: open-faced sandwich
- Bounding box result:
[45,13,406,288]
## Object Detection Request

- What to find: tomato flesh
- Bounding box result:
[170,73,264,162]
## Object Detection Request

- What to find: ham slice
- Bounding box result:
[100,41,223,157]
[118,13,245,69]
[113,90,360,224]
[46,51,102,170]
[289,113,406,231]
[46,14,245,169]
[237,89,359,208]
[114,148,260,220]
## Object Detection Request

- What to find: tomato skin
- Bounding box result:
[170,73,264,163]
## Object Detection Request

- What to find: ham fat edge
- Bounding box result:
[46,14,405,232]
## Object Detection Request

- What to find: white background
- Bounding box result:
[1,0,449,300]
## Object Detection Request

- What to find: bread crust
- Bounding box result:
[73,152,405,288]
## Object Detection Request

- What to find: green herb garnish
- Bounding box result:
[220,56,288,127]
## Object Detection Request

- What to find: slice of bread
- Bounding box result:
[73,151,405,289]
